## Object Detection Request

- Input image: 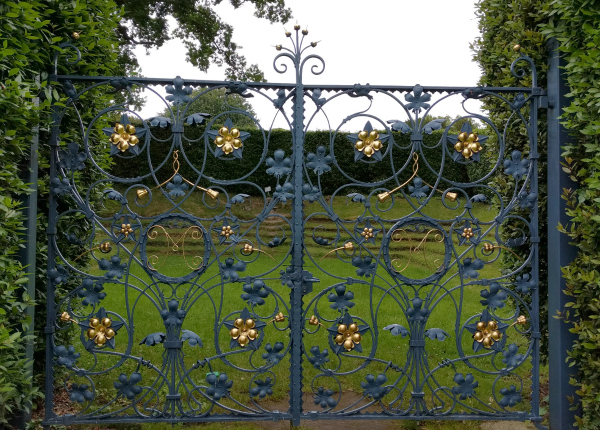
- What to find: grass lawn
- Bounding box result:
[55,188,538,427]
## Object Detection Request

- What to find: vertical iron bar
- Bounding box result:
[529,79,540,419]
[546,37,579,430]
[44,104,61,425]
[16,88,39,429]
[288,48,305,427]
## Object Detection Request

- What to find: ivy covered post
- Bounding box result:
[546,37,580,430]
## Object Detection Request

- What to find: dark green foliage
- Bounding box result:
[115,0,291,80]
[110,127,468,197]
[0,0,124,421]
[472,0,550,363]
[540,2,600,428]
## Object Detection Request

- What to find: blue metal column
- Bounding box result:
[288,37,305,427]
[546,37,579,430]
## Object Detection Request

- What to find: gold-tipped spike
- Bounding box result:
[308,315,326,328]
[513,44,521,52]
[509,315,527,328]
[445,192,458,202]
[481,243,524,261]
[204,188,219,200]
[285,31,291,37]
[275,44,282,51]
[294,24,301,30]
[73,241,113,262]
[320,241,354,261]
[377,153,420,203]
[60,311,77,323]
[72,32,80,40]
[267,312,286,326]
[240,243,276,261]
[136,188,148,198]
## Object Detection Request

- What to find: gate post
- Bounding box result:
[546,37,580,430]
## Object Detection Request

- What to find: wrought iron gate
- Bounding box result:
[45,28,543,426]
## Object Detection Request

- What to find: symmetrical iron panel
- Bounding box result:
[45,29,542,426]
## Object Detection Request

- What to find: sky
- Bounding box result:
[132,0,484,131]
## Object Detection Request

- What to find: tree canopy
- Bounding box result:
[116,0,292,81]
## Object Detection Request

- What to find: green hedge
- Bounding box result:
[111,126,470,196]
[0,0,125,422]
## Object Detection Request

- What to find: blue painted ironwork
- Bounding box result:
[44,28,545,426]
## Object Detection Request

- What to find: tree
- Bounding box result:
[161,87,259,128]
[116,0,292,81]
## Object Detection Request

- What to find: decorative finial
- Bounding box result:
[294,24,301,30]
[513,44,521,52]
[275,44,282,51]
[72,32,80,40]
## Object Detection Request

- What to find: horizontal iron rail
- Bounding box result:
[53,75,537,94]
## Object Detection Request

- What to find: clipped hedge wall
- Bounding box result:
[111,126,470,196]
[0,0,126,422]
[540,3,600,428]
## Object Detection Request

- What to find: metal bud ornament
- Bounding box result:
[110,123,139,153]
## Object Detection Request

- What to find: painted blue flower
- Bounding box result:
[503,150,530,180]
[502,343,525,369]
[407,297,429,322]
[99,256,126,279]
[273,182,294,203]
[160,299,186,326]
[383,324,408,338]
[262,342,285,365]
[461,258,485,279]
[220,258,247,282]
[408,177,429,198]
[425,328,450,341]
[266,149,292,179]
[205,372,233,401]
[314,387,337,408]
[249,377,273,398]
[499,385,522,407]
[166,174,189,198]
[114,372,143,400]
[50,177,72,196]
[306,146,333,175]
[182,330,203,347]
[140,332,166,346]
[310,88,326,106]
[69,383,93,403]
[352,255,377,277]
[452,373,478,400]
[241,279,270,306]
[308,346,330,368]
[405,84,431,113]
[515,273,536,294]
[480,282,507,310]
[77,278,106,306]
[327,285,355,311]
[54,345,80,369]
[48,265,69,285]
[302,183,321,202]
[518,191,537,210]
[58,142,87,171]
[165,76,192,106]
[361,373,389,400]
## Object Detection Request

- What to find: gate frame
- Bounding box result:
[36,31,575,429]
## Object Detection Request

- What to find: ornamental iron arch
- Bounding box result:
[44,27,543,427]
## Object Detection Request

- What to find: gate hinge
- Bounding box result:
[539,96,549,109]
[301,270,319,295]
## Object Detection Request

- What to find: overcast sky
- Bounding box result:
[133,0,484,131]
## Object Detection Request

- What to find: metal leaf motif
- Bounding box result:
[351,256,376,277]
[408,177,429,198]
[461,257,485,279]
[361,373,389,400]
[241,279,270,306]
[498,385,522,408]
[404,85,431,113]
[181,329,203,347]
[308,345,330,368]
[515,273,536,294]
[423,119,445,135]
[230,193,249,204]
[383,324,408,338]
[273,89,286,108]
[480,282,507,310]
[185,112,211,125]
[387,119,411,134]
[140,332,166,346]
[425,328,450,341]
[69,383,93,403]
[220,258,247,281]
[249,377,273,398]
[99,256,126,279]
[302,183,321,202]
[452,373,478,400]
[114,372,143,400]
[205,373,233,401]
[502,343,525,369]
[50,177,72,196]
[273,182,294,202]
[147,116,172,128]
[327,285,355,311]
[77,278,106,306]
[314,387,337,408]
[346,192,366,203]
[160,299,186,326]
[54,345,80,369]
[262,342,285,364]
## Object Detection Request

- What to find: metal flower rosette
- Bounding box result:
[46,28,542,426]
